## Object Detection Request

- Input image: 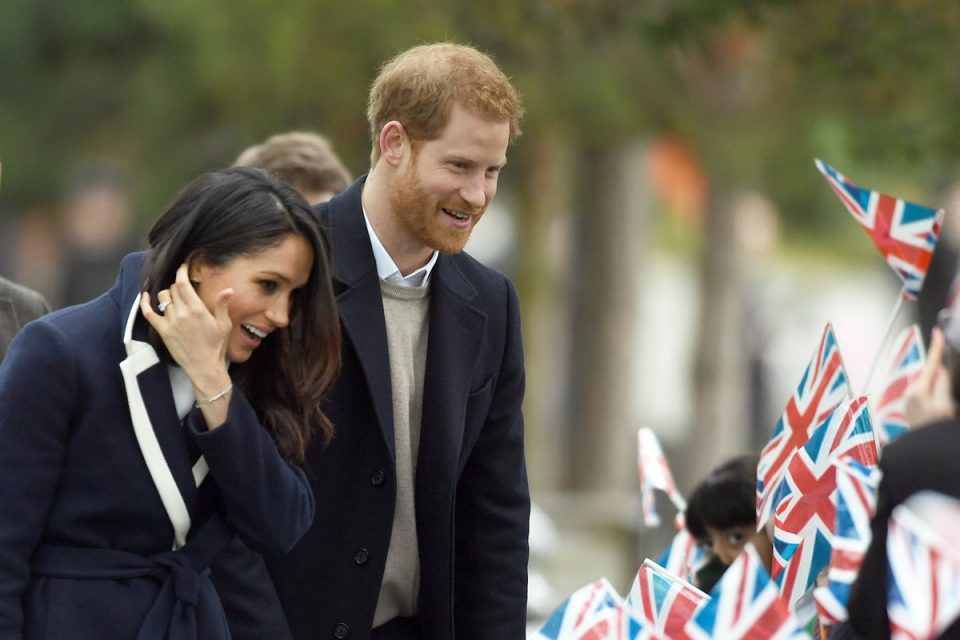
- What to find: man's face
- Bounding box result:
[388,103,510,255]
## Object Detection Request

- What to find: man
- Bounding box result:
[0,161,50,361]
[267,43,530,639]
[234,130,353,205]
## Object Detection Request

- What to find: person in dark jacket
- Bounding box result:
[840,325,960,639]
[0,167,340,639]
[0,275,49,363]
[266,42,530,640]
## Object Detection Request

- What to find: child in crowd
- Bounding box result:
[685,454,773,591]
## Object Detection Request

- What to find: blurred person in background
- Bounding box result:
[837,320,960,639]
[0,167,341,639]
[57,158,140,307]
[234,130,353,206]
[266,42,530,640]
[211,132,353,640]
[0,160,50,362]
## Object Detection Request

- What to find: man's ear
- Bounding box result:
[378,121,409,167]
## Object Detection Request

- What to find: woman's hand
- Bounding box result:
[140,264,234,427]
[904,326,955,429]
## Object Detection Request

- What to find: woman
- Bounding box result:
[0,167,340,639]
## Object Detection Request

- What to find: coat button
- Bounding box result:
[371,469,385,486]
[353,548,369,565]
[333,622,350,638]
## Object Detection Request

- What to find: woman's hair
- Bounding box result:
[366,42,523,166]
[685,454,759,541]
[144,166,341,463]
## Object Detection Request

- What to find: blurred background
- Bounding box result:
[4,0,960,626]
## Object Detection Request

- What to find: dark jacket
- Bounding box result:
[0,275,49,363]
[844,418,960,639]
[0,253,314,639]
[266,177,531,639]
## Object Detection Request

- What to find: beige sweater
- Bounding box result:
[373,278,430,627]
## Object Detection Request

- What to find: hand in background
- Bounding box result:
[904,326,955,429]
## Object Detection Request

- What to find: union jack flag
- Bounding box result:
[757,323,852,528]
[627,559,710,639]
[815,159,944,300]
[771,396,879,608]
[655,529,707,586]
[685,544,809,640]
[887,491,960,640]
[872,325,925,446]
[638,427,687,528]
[534,578,654,640]
[812,457,881,625]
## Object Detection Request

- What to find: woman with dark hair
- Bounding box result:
[0,167,340,639]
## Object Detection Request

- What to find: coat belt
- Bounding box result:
[30,516,233,640]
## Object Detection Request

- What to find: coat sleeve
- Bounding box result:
[453,278,530,638]
[0,320,77,636]
[184,393,315,556]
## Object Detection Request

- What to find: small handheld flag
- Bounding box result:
[812,458,881,625]
[627,559,710,639]
[533,578,653,640]
[771,396,879,608]
[887,491,960,640]
[814,159,943,300]
[685,544,809,639]
[757,323,852,528]
[872,324,925,446]
[638,427,687,528]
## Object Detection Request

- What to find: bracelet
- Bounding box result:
[195,383,233,408]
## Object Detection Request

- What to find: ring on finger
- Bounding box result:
[157,300,171,314]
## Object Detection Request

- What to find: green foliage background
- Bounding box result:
[3,0,960,253]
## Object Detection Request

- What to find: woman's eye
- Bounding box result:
[260,280,277,293]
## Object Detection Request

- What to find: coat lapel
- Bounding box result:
[417,256,486,478]
[326,180,397,461]
[117,296,199,550]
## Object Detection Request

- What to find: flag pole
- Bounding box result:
[861,293,906,395]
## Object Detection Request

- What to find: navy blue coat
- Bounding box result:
[0,253,314,640]
[265,177,531,639]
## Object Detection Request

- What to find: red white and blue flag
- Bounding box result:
[655,529,707,586]
[757,323,852,528]
[685,544,809,640]
[887,491,960,640]
[627,559,710,639]
[812,457,882,625]
[534,578,654,640]
[638,427,687,529]
[814,159,944,300]
[872,325,925,446]
[771,396,880,608]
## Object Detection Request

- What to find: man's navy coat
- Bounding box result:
[267,177,531,639]
[0,253,314,639]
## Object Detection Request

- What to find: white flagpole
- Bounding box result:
[861,293,906,395]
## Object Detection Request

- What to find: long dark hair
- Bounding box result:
[144,166,340,463]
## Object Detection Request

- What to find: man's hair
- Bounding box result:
[234,131,352,198]
[367,42,523,166]
[685,454,759,541]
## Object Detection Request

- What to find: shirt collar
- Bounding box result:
[362,205,438,288]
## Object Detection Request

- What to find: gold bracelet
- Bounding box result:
[195,383,233,408]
